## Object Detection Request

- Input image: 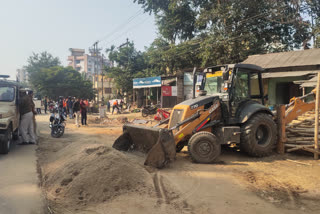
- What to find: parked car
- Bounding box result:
[0,75,21,154]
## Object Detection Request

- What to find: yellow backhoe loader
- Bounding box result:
[113,64,315,168]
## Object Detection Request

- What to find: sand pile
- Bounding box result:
[42,142,153,212]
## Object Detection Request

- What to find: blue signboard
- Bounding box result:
[133,76,161,88]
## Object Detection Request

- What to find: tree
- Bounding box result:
[106,41,147,94]
[144,37,201,75]
[304,0,320,47]
[30,66,95,100]
[25,51,61,88]
[134,0,197,44]
[135,0,312,67]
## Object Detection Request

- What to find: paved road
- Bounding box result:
[0,141,44,214]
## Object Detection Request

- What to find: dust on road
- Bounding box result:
[36,114,320,214]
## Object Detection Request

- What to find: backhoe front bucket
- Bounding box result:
[112,124,176,168]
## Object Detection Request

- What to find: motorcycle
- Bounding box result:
[154,108,170,121]
[141,103,159,117]
[49,105,66,138]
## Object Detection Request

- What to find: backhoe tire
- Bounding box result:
[240,113,277,157]
[188,132,221,163]
[142,109,148,117]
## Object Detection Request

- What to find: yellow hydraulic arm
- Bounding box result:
[285,90,316,125]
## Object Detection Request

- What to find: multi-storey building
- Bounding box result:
[67,48,103,78]
[93,75,118,101]
[68,48,117,102]
[16,68,29,83]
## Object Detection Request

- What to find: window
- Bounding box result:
[204,72,223,95]
[233,71,249,101]
[105,88,112,94]
[250,73,261,97]
[75,60,81,64]
[0,86,15,102]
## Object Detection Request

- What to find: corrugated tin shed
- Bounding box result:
[262,70,320,78]
[299,76,318,88]
[243,48,320,69]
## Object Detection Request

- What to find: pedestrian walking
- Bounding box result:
[72,98,81,127]
[19,90,37,144]
[80,99,87,125]
[44,96,48,114]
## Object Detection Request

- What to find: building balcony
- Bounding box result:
[67,56,75,61]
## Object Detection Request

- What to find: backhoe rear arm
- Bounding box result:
[285,91,315,125]
[172,100,221,144]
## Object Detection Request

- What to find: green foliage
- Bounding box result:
[24,51,94,99]
[31,66,95,100]
[134,0,313,67]
[106,0,318,92]
[25,51,61,79]
[304,0,320,48]
[106,41,147,93]
[134,0,196,43]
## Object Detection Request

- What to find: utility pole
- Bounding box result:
[101,54,105,104]
[119,38,130,101]
[96,42,100,105]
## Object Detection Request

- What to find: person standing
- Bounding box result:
[84,99,89,114]
[44,96,48,114]
[72,98,81,127]
[35,98,41,114]
[80,99,87,126]
[63,98,67,116]
[107,100,110,112]
[19,91,37,144]
[67,97,73,119]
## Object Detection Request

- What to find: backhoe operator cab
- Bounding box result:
[172,64,277,162]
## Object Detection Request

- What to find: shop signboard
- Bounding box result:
[133,76,161,88]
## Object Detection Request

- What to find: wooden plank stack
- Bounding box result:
[285,110,320,155]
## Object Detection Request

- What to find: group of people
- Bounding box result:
[71,98,88,127]
[54,96,89,127]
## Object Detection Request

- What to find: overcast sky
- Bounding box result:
[0,0,157,79]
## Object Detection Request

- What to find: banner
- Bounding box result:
[162,86,177,96]
[133,76,161,88]
[171,86,177,96]
[162,86,171,96]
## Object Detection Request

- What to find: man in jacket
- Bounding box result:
[67,97,74,119]
[80,99,87,126]
[72,98,81,127]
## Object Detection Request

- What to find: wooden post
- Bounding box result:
[277,105,286,154]
[145,88,147,106]
[157,87,159,104]
[314,73,320,160]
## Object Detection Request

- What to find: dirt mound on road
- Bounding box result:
[240,170,320,211]
[42,142,153,212]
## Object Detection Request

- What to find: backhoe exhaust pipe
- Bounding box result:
[192,67,197,99]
